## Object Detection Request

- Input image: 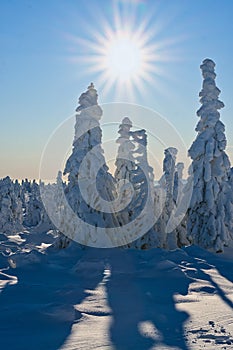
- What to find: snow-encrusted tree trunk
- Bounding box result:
[187,58,233,252]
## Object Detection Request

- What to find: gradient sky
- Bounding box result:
[1,0,233,180]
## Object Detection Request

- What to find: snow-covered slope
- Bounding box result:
[0,232,233,350]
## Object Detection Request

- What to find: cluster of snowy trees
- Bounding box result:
[0,177,53,235]
[1,59,233,252]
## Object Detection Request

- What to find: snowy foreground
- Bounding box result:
[0,230,233,350]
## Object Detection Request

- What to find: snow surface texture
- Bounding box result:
[0,231,233,350]
[187,59,233,252]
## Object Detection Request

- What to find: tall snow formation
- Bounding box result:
[187,58,233,252]
[63,83,119,245]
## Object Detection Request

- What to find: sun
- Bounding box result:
[67,2,182,100]
[88,22,159,100]
[104,31,143,82]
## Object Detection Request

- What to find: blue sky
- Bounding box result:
[1,0,233,180]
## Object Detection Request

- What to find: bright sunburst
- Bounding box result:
[104,32,142,81]
[67,2,183,100]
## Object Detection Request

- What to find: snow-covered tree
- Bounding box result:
[24,180,42,227]
[63,83,119,246]
[14,179,21,200]
[0,176,23,234]
[51,171,71,249]
[115,117,135,182]
[21,178,31,211]
[114,117,136,226]
[155,147,178,249]
[22,178,31,194]
[171,162,190,247]
[187,58,233,252]
[128,129,157,249]
[173,162,184,204]
[37,181,54,230]
[13,179,23,229]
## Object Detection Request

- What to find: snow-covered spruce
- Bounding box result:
[23,179,52,231]
[114,117,137,227]
[173,162,184,204]
[172,162,191,249]
[50,171,71,249]
[155,147,178,249]
[24,180,42,227]
[0,176,23,234]
[20,178,31,211]
[127,129,157,249]
[187,59,233,252]
[37,181,55,231]
[62,83,119,246]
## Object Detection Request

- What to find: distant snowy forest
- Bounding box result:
[1,59,233,253]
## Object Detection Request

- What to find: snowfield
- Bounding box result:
[0,230,232,350]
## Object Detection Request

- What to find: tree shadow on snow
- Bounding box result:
[1,245,231,350]
[183,246,233,311]
[106,249,191,350]
[0,248,105,350]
